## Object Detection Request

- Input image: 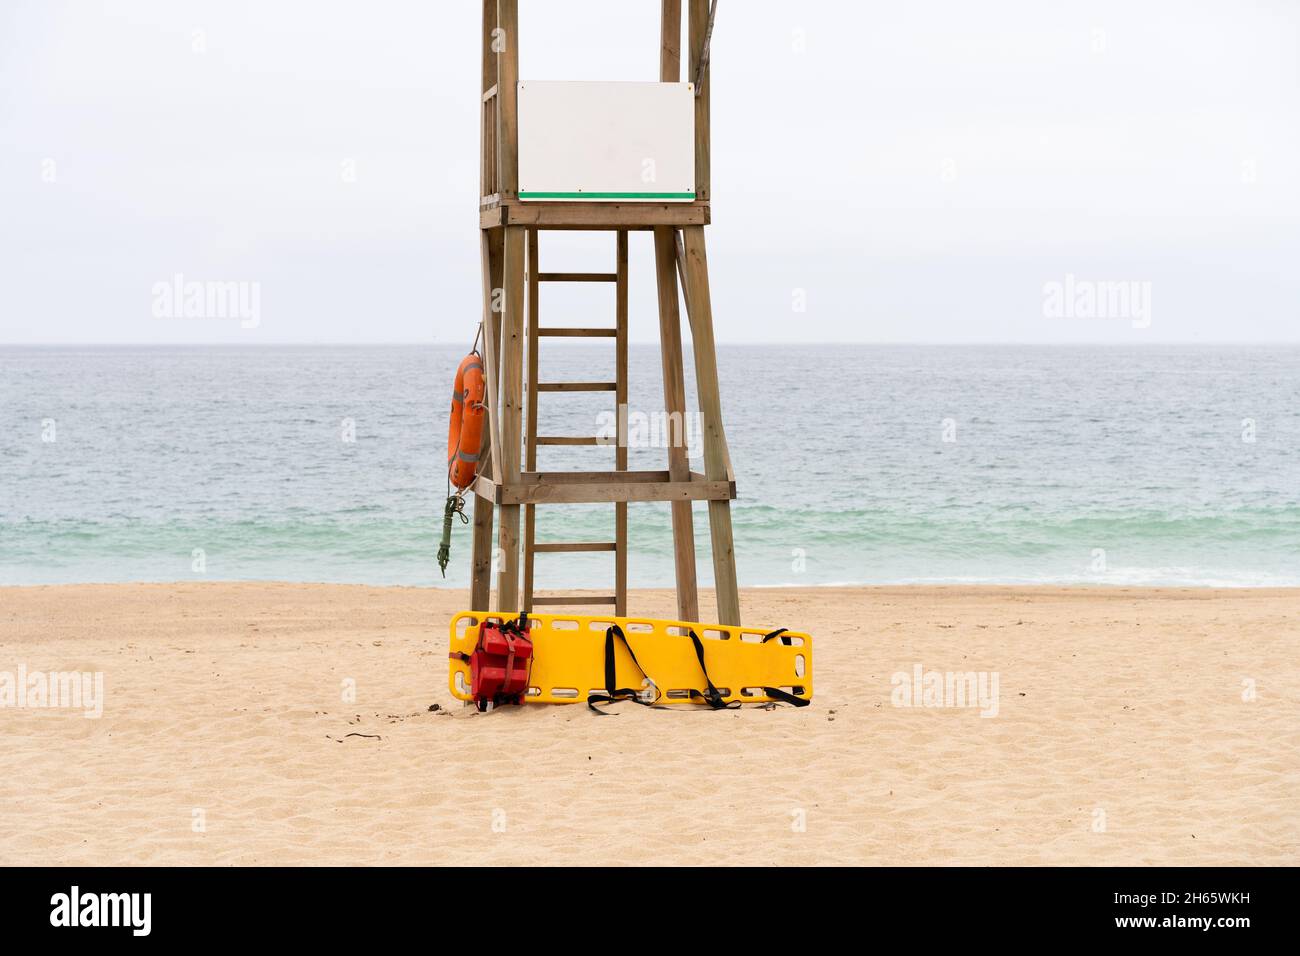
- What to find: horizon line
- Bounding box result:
[4,340,1300,349]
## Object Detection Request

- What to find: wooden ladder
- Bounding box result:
[521,228,630,614]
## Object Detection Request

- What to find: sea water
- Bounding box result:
[2,344,1297,588]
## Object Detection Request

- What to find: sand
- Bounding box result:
[0,582,1296,866]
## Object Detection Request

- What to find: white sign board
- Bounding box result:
[517,81,695,202]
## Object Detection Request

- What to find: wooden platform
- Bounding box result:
[480,198,710,230]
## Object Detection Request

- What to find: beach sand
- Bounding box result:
[1,583,1296,866]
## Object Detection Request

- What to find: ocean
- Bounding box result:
[2,344,1298,588]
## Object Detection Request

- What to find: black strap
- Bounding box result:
[587,625,659,714]
[685,630,737,710]
[759,685,810,708]
[757,629,809,706]
[678,628,812,709]
[586,624,811,713]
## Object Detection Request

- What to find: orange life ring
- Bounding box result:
[447,353,486,490]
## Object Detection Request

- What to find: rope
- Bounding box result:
[437,491,469,578]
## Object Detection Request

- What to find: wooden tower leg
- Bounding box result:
[679,225,739,625]
[522,227,540,612]
[614,230,630,616]
[470,493,495,611]
[656,2,701,623]
[494,224,526,611]
[653,226,700,622]
[472,228,505,612]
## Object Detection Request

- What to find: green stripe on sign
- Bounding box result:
[518,191,696,200]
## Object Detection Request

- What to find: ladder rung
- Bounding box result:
[533,542,617,553]
[538,327,617,338]
[536,381,617,392]
[537,272,617,283]
[536,436,613,446]
[531,595,618,606]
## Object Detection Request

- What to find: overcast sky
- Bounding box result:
[1,0,1297,345]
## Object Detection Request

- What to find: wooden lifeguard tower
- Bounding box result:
[467,1,740,625]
